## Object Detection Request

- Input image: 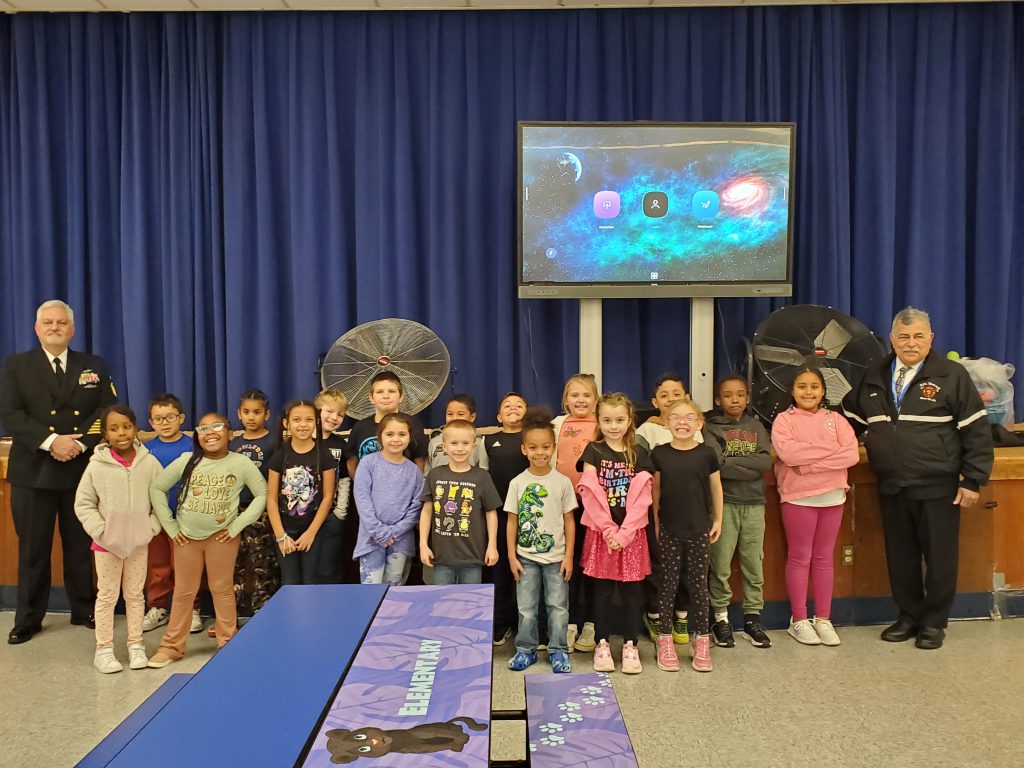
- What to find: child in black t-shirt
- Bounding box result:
[484,392,529,644]
[229,389,279,617]
[266,400,337,585]
[650,399,723,674]
[315,388,353,584]
[342,371,429,479]
[420,420,501,584]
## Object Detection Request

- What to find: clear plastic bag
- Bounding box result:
[958,357,1016,427]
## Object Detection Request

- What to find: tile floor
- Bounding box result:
[3,612,1023,767]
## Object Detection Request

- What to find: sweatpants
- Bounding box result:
[708,502,766,615]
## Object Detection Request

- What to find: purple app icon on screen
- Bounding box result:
[593,191,620,219]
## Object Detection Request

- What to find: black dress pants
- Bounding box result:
[879,490,961,630]
[11,485,95,628]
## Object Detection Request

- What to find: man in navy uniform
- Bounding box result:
[842,307,993,650]
[0,300,117,644]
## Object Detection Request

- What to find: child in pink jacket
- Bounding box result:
[577,393,653,674]
[772,367,860,647]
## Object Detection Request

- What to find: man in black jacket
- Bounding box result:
[842,307,993,650]
[0,300,117,644]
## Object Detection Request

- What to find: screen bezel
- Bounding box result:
[517,121,796,299]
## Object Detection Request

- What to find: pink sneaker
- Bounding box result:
[656,635,680,672]
[593,639,615,673]
[621,640,642,674]
[691,634,713,672]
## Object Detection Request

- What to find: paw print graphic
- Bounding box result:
[529,742,538,753]
[559,712,584,723]
[598,677,613,688]
[557,701,581,712]
[582,695,606,706]
[539,722,564,734]
[540,735,566,747]
[580,686,603,695]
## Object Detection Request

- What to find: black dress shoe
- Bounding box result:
[70,615,96,630]
[915,627,945,650]
[881,619,918,642]
[8,625,40,645]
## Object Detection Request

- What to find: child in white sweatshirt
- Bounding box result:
[74,405,163,673]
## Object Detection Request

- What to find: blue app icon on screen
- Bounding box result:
[691,191,719,221]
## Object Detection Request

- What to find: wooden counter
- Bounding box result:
[3,440,1024,623]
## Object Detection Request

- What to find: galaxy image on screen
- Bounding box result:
[520,124,793,286]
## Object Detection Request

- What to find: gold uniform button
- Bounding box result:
[74,410,80,416]
[49,426,55,432]
[50,410,57,415]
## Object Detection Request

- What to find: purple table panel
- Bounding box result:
[302,584,493,768]
[525,672,638,767]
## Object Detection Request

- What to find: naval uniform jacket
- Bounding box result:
[841,351,993,498]
[0,348,117,490]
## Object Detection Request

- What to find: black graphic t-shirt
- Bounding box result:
[267,442,337,535]
[230,433,276,508]
[483,431,529,501]
[342,414,429,465]
[421,466,502,567]
[578,442,652,526]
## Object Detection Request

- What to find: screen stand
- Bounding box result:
[579,298,603,391]
[579,297,713,407]
[690,297,714,408]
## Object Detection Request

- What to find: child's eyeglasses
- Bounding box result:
[150,414,181,425]
[668,414,700,425]
[195,422,227,435]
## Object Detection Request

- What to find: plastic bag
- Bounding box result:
[957,357,1016,428]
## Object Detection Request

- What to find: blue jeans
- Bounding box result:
[432,565,483,585]
[359,546,410,586]
[515,559,569,653]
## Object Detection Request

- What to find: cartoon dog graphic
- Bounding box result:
[325,717,487,764]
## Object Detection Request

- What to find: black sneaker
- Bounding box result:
[492,625,511,646]
[743,614,772,648]
[711,619,735,648]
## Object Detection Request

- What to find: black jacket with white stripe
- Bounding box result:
[841,351,993,498]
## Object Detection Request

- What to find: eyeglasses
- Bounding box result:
[150,414,181,425]
[668,414,700,425]
[195,422,227,435]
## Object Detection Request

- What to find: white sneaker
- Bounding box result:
[813,617,841,647]
[142,607,168,632]
[190,609,203,634]
[94,649,123,674]
[128,644,149,670]
[574,622,597,652]
[788,618,822,646]
[566,624,578,654]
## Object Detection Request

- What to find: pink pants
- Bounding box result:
[780,502,844,621]
[94,547,148,650]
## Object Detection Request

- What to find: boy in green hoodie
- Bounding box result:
[703,375,773,649]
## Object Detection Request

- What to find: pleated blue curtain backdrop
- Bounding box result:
[0,6,1021,423]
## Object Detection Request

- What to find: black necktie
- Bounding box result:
[54,357,65,389]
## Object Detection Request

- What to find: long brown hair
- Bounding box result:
[594,392,638,468]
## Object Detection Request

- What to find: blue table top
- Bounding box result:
[103,584,387,768]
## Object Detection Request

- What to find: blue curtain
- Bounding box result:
[1,5,1021,424]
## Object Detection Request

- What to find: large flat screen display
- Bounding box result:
[519,122,795,298]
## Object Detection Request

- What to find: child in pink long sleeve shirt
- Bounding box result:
[772,367,860,647]
[577,393,653,674]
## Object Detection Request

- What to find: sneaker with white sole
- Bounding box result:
[743,615,772,648]
[127,644,149,670]
[566,624,578,653]
[593,639,615,672]
[142,607,168,632]
[621,641,642,674]
[813,617,841,646]
[788,618,822,645]
[574,622,596,652]
[656,635,680,672]
[690,634,713,672]
[147,652,175,669]
[94,649,123,674]
[190,609,203,634]
[711,619,735,648]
